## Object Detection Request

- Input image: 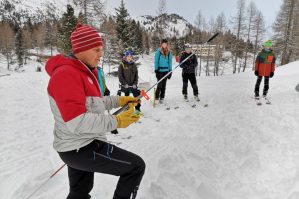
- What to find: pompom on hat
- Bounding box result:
[71,23,103,54]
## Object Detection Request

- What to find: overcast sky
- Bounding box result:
[106,0,283,36]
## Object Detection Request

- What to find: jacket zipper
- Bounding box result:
[79,60,102,96]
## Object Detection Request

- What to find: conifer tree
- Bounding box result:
[57,4,77,54]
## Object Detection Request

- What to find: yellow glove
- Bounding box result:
[115,104,140,128]
[118,96,139,107]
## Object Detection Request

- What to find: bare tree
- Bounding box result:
[208,16,216,33]
[206,44,211,76]
[273,0,299,65]
[293,4,299,59]
[32,25,45,56]
[194,11,205,76]
[73,0,106,27]
[156,0,167,38]
[214,13,226,76]
[22,25,32,64]
[0,22,15,70]
[43,2,58,56]
[231,0,247,73]
[215,12,226,33]
[201,17,207,33]
[252,11,265,70]
[142,32,150,55]
[195,11,203,32]
[243,1,257,72]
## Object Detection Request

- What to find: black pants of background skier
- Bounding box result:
[155,71,169,100]
[59,140,145,199]
[255,76,269,97]
[182,73,199,96]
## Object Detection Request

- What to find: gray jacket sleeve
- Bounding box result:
[66,113,117,135]
[100,96,120,110]
[65,96,120,135]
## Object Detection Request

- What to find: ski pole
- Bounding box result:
[112,32,219,116]
[25,163,66,199]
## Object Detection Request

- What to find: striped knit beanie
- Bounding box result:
[71,23,103,54]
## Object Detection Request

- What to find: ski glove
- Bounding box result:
[115,104,140,128]
[254,71,259,76]
[118,96,139,107]
[270,72,274,78]
[167,73,172,79]
[132,84,137,89]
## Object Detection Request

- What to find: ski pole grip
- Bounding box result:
[113,104,129,115]
[206,32,219,43]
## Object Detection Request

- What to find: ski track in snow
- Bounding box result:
[1,55,299,199]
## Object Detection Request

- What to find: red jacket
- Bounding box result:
[46,55,119,152]
[46,54,102,122]
[255,49,276,77]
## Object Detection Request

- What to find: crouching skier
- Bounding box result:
[45,23,145,199]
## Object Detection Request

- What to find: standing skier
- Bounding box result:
[154,39,173,103]
[45,23,145,199]
[254,40,276,98]
[118,50,141,111]
[179,43,200,101]
[180,43,199,101]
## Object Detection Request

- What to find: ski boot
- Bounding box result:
[183,94,189,102]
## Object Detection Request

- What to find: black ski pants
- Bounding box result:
[182,73,199,96]
[155,71,168,99]
[254,76,270,96]
[58,140,145,199]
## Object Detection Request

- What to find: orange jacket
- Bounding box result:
[255,49,276,77]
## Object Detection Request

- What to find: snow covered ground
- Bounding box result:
[0,54,299,199]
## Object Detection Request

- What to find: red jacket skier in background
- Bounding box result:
[254,40,276,98]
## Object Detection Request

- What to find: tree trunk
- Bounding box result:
[281,0,295,65]
[206,44,210,76]
[6,53,10,70]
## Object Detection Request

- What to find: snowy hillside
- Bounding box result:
[0,0,193,38]
[136,14,193,38]
[0,0,71,22]
[0,55,299,199]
